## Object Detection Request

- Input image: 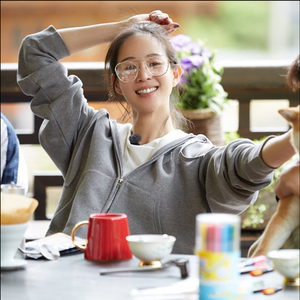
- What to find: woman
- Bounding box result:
[17,11,295,254]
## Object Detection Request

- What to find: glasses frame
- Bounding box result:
[114,55,170,83]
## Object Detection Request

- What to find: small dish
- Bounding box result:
[126,234,176,267]
[1,258,27,270]
[267,249,300,286]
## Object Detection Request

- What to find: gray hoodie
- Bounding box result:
[17,26,274,254]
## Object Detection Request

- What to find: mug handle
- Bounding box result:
[71,221,89,251]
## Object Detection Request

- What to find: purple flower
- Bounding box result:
[185,42,201,55]
[169,34,191,52]
[201,47,213,59]
[181,55,204,71]
[179,74,188,85]
[189,55,204,68]
[180,57,193,71]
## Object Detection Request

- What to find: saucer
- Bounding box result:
[1,259,27,270]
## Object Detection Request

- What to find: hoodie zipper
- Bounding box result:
[117,178,123,187]
[104,129,194,212]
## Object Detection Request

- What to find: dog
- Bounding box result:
[248,105,300,257]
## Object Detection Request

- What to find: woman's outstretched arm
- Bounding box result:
[261,130,296,169]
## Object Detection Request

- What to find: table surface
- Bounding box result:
[1,253,299,300]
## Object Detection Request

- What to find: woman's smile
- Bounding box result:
[135,86,158,96]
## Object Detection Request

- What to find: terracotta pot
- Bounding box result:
[180,108,224,146]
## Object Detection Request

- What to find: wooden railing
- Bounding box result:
[2,61,299,143]
[1,61,299,220]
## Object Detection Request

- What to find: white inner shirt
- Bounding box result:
[116,123,188,177]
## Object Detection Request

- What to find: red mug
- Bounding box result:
[71,213,132,261]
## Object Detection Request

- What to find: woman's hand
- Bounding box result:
[127,10,180,34]
[275,160,300,199]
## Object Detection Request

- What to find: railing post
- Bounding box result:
[238,100,251,138]
[33,175,48,220]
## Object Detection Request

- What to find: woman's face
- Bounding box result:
[114,33,181,117]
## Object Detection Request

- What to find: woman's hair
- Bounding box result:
[104,21,189,131]
[286,54,300,92]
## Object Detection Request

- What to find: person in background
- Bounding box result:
[275,55,300,200]
[1,113,28,194]
[17,10,296,254]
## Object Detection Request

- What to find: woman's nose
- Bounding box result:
[136,62,152,81]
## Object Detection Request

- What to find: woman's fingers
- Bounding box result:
[148,10,180,33]
[149,10,172,24]
[128,11,180,34]
[162,23,180,34]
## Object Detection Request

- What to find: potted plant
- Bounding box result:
[170,34,229,145]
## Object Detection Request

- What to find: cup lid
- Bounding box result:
[1,182,25,194]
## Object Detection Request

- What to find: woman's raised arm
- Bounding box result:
[58,10,179,55]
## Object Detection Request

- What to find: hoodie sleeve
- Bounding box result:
[17,25,96,177]
[203,137,275,214]
[181,135,275,215]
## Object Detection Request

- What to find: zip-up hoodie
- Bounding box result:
[17,26,274,254]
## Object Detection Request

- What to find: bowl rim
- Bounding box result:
[0,222,29,228]
[267,249,300,260]
[126,234,176,243]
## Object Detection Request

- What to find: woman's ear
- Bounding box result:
[172,65,182,87]
[112,75,123,95]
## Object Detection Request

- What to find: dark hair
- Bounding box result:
[286,54,300,92]
[104,21,189,131]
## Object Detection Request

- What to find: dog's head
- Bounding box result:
[278,105,300,154]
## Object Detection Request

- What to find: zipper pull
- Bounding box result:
[117,178,123,187]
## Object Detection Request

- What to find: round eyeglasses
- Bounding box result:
[115,55,170,83]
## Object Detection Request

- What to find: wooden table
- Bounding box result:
[1,253,299,300]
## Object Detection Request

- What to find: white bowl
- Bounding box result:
[1,223,28,264]
[267,249,300,279]
[126,234,176,263]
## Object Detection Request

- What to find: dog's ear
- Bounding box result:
[278,106,299,123]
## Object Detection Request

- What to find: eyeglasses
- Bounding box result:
[115,55,170,83]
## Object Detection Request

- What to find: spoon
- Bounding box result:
[99,258,189,278]
[18,244,60,260]
[40,244,60,260]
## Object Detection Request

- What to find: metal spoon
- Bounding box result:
[99,258,189,278]
[40,244,60,260]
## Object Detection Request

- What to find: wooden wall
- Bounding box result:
[1,1,218,63]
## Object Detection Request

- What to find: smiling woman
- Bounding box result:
[106,27,184,141]
[17,10,296,254]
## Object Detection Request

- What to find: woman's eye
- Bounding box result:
[149,61,162,67]
[125,64,137,71]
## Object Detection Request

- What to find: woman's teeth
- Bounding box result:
[136,87,158,95]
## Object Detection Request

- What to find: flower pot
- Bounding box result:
[180,108,224,146]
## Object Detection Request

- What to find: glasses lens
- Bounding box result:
[146,56,168,76]
[115,56,169,83]
[115,61,138,83]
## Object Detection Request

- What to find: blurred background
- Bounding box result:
[1,1,298,63]
[1,1,299,217]
[1,1,299,63]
